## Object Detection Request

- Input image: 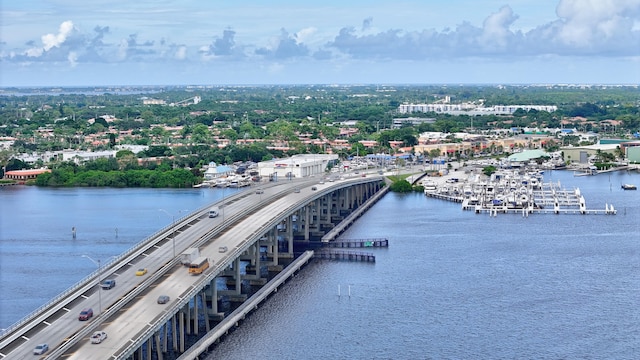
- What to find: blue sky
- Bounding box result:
[1,0,639,86]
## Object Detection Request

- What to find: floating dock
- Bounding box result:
[423,171,616,216]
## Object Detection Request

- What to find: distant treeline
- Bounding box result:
[35,167,198,188]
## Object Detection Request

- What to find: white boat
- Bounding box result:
[423,180,437,193]
[621,184,637,190]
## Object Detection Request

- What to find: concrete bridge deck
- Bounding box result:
[0,174,386,360]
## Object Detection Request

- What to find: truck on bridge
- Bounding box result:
[180,247,200,266]
[188,257,210,275]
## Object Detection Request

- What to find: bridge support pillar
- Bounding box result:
[179,311,185,353]
[193,292,199,335]
[286,215,294,256]
[320,194,332,228]
[154,332,163,360]
[163,322,168,353]
[201,291,211,332]
[183,302,192,335]
[210,278,219,316]
[304,204,310,241]
[146,337,152,360]
[234,257,242,295]
[253,241,262,278]
[172,313,178,352]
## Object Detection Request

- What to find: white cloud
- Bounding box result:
[117,38,129,60]
[296,27,317,44]
[479,6,519,49]
[555,0,640,46]
[175,45,187,60]
[24,20,76,57]
[42,20,75,51]
[3,0,640,83]
[68,51,78,67]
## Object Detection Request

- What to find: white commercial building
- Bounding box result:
[257,154,338,180]
[398,103,557,115]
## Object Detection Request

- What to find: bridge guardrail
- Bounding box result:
[113,182,322,358]
[45,197,254,360]
[45,186,289,359]
[0,190,249,348]
[21,178,380,358]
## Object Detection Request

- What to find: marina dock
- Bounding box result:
[422,168,616,216]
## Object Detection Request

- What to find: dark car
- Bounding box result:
[79,308,93,321]
[100,279,116,289]
[157,295,170,304]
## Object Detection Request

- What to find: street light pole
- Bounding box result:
[159,209,188,259]
[159,209,176,258]
[171,215,175,257]
[82,255,102,314]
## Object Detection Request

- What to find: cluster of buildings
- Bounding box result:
[397,102,558,115]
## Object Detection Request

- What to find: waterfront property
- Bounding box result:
[2,169,51,183]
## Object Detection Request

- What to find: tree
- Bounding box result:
[390,179,412,192]
[350,142,367,158]
[429,149,441,164]
[482,165,497,176]
[221,128,239,141]
[5,158,30,171]
[191,124,211,144]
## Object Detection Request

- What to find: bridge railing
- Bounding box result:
[112,187,300,358]
[46,186,292,359]
[38,178,380,358]
[0,191,247,345]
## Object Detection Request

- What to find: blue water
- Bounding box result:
[2,170,640,359]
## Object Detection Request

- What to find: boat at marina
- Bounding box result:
[422,167,616,215]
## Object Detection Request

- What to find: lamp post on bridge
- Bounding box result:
[222,187,226,225]
[81,255,102,314]
[159,209,189,258]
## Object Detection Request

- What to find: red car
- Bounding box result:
[79,308,93,321]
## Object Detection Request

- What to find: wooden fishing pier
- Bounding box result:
[314,250,376,262]
[324,238,389,248]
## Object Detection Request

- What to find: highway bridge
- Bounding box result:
[0,174,386,359]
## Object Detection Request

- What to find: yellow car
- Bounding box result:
[135,268,147,276]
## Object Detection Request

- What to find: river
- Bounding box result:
[1,169,639,359]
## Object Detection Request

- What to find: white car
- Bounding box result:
[33,343,49,355]
[90,331,107,344]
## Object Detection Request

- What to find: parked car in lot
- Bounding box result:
[33,343,49,355]
[78,308,93,321]
[100,279,116,289]
[90,331,107,344]
[157,295,170,304]
[135,268,147,276]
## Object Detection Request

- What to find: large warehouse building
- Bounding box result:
[257,154,338,180]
